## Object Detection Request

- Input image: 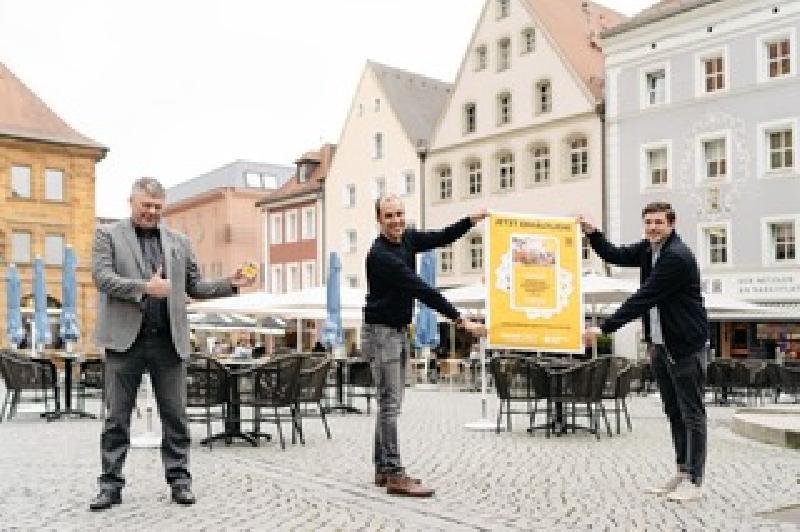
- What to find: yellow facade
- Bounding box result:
[0,137,105,353]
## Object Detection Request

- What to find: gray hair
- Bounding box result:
[131,177,166,198]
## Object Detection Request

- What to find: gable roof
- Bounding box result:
[367,60,452,146]
[0,61,106,152]
[601,0,721,38]
[256,144,336,206]
[166,160,294,205]
[523,0,627,101]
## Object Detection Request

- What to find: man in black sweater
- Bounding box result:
[581,202,708,502]
[364,195,486,497]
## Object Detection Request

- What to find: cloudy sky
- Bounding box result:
[0,0,658,216]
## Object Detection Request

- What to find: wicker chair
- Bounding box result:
[0,352,60,421]
[186,356,229,449]
[602,357,633,435]
[77,358,106,418]
[295,357,333,442]
[249,355,304,449]
[489,356,533,433]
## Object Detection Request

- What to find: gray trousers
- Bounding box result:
[651,345,707,486]
[99,332,191,490]
[362,324,408,476]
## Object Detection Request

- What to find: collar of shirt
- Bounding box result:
[134,225,160,238]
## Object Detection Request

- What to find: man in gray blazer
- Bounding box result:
[89,177,254,511]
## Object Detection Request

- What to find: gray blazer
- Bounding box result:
[92,218,235,358]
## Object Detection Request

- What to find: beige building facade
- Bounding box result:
[324,61,451,289]
[427,0,625,288]
[0,61,107,351]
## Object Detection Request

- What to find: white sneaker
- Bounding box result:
[643,474,685,495]
[666,480,703,502]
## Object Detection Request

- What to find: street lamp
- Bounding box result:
[416,138,429,230]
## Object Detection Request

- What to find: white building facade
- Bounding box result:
[426,0,625,288]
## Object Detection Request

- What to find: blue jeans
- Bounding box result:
[362,324,408,475]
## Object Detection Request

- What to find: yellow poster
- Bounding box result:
[487,212,583,353]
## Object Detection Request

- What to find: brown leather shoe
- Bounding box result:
[385,475,434,497]
[375,472,421,487]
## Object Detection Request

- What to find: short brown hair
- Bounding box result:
[641,201,675,223]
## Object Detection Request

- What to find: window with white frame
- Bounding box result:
[497,92,512,125]
[497,0,510,19]
[464,102,477,134]
[285,210,298,242]
[401,170,415,195]
[645,146,669,186]
[10,165,31,198]
[437,166,453,200]
[768,127,794,171]
[373,176,386,200]
[343,184,356,208]
[703,55,725,93]
[11,231,30,263]
[703,226,729,265]
[373,132,384,159]
[270,213,283,244]
[302,261,316,288]
[702,137,728,180]
[439,245,454,275]
[497,152,515,190]
[766,37,792,79]
[302,207,316,239]
[535,80,551,114]
[358,103,364,117]
[374,98,381,112]
[271,264,284,294]
[522,28,535,54]
[497,38,511,71]
[466,159,482,196]
[475,45,487,71]
[568,136,589,178]
[345,229,357,254]
[467,234,483,271]
[768,221,796,262]
[44,169,64,201]
[245,171,262,188]
[44,234,64,265]
[582,236,592,262]
[644,68,666,106]
[530,143,550,185]
[346,275,359,288]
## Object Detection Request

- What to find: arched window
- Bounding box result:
[437,165,453,200]
[465,159,482,197]
[496,151,515,191]
[529,143,551,185]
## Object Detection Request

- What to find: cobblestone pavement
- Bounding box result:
[0,387,798,531]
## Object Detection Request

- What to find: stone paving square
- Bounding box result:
[0,388,798,531]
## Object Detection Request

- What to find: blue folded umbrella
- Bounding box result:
[33,257,52,346]
[322,252,343,349]
[5,264,25,346]
[59,246,80,343]
[414,251,440,349]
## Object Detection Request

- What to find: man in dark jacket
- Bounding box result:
[363,195,485,497]
[581,202,708,502]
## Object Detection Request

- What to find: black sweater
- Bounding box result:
[364,218,473,327]
[588,230,709,358]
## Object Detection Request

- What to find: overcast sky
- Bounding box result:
[0,0,658,217]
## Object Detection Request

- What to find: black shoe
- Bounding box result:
[170,486,196,505]
[89,489,121,511]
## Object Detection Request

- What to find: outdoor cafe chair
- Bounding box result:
[550,358,612,440]
[296,356,333,441]
[0,351,60,421]
[526,360,552,437]
[76,358,106,419]
[489,356,533,433]
[186,356,229,449]
[346,359,375,414]
[779,365,800,403]
[601,356,633,435]
[249,355,304,450]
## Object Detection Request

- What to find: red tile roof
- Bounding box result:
[524,0,627,101]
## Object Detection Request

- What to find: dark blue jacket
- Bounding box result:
[588,230,708,358]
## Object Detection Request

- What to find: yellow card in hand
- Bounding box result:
[241,262,258,280]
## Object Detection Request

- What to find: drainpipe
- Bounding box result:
[597,101,611,277]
